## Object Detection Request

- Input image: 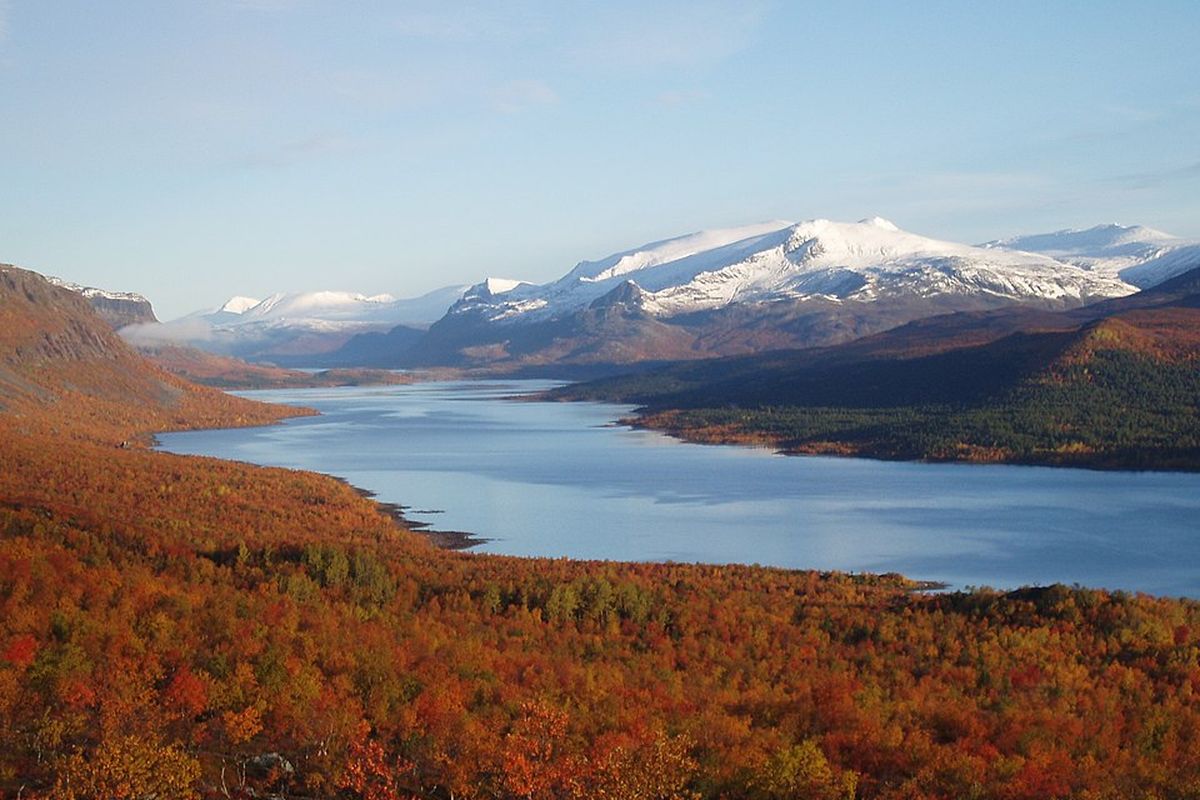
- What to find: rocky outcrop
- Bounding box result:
[44,274,158,328]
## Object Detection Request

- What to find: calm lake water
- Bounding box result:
[158,380,1200,597]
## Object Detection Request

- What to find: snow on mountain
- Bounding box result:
[449,218,1137,325]
[218,296,261,314]
[1119,244,1200,289]
[480,277,528,295]
[982,223,1200,288]
[45,276,151,304]
[186,284,475,332]
[124,284,480,357]
[230,290,401,325]
[563,220,796,284]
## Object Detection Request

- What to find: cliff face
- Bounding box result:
[41,273,159,328]
[83,292,158,328]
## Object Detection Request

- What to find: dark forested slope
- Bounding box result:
[557,268,1200,469]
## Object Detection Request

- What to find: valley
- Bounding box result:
[4,259,1200,798]
[6,7,1199,797]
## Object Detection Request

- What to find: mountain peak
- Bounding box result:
[219,296,261,314]
[858,216,900,231]
[482,277,526,295]
[566,220,796,284]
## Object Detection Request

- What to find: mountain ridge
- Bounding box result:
[448,217,1136,328]
[393,217,1173,369]
[53,216,1197,370]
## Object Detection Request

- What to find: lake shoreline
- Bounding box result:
[619,410,1200,474]
[157,380,1200,597]
[343,481,491,551]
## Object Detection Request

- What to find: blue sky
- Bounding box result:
[1,1,1198,319]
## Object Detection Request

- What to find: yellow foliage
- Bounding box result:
[52,735,200,800]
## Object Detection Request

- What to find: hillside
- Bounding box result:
[4,264,1200,798]
[0,266,307,442]
[557,268,1200,470]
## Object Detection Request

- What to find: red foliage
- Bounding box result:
[164,668,209,719]
[339,722,418,800]
[1,633,37,668]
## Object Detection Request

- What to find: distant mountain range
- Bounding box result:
[122,284,473,362]
[392,218,1198,369]
[37,218,1200,369]
[455,217,1133,322]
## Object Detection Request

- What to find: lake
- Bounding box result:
[157,380,1200,597]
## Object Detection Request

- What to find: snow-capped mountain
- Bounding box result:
[46,276,151,304]
[209,290,406,329]
[115,216,1197,369]
[982,223,1200,288]
[448,217,1136,327]
[123,284,480,360]
[392,217,1173,369]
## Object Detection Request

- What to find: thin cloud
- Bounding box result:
[490,79,558,114]
[232,133,357,169]
[120,318,217,347]
[392,4,546,42]
[1098,103,1163,124]
[656,89,709,108]
[229,0,299,11]
[848,170,1059,221]
[1107,161,1200,190]
[569,1,768,68]
[326,67,453,109]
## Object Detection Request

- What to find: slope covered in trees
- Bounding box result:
[3,265,1200,798]
[556,269,1200,470]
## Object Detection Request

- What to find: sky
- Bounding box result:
[1,1,1198,319]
